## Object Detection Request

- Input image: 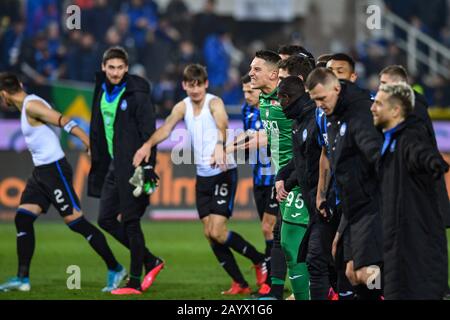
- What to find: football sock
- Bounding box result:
[211,240,248,287]
[224,231,264,264]
[67,217,120,271]
[15,209,38,278]
[265,239,273,285]
[288,262,310,300]
[127,275,141,290]
[270,279,285,300]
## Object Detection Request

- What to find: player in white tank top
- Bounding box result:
[183,93,236,177]
[20,94,65,166]
[133,64,267,294]
[0,72,127,293]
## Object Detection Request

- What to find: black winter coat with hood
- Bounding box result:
[325,81,383,223]
[88,72,157,217]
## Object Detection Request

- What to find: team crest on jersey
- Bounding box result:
[120,100,128,111]
[303,129,308,141]
[340,123,347,136]
[270,100,280,107]
[390,139,397,152]
[323,133,329,146]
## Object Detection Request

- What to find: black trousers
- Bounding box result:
[305,217,337,299]
[270,212,287,280]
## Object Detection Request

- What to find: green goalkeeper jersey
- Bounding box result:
[259,88,293,173]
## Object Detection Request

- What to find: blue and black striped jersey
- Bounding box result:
[316,107,341,205]
[242,103,275,186]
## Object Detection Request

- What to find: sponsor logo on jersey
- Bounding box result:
[262,120,280,135]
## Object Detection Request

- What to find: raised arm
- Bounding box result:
[26,100,89,150]
[403,131,449,179]
[132,101,185,167]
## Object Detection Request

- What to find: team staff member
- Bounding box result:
[307,68,383,300]
[372,82,448,299]
[89,46,163,295]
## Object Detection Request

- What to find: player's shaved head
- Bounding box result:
[306,68,341,115]
[305,67,339,91]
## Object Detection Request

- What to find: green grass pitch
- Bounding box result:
[0,221,449,300]
[0,221,272,300]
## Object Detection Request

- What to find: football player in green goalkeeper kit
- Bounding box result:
[249,50,310,300]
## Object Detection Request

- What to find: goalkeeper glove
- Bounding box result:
[129,165,159,197]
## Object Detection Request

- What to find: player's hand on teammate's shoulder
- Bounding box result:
[133,142,152,168]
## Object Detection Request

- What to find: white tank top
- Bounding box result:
[21,94,65,166]
[183,93,236,177]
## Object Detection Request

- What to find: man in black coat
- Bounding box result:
[306,68,384,300]
[88,46,163,295]
[276,76,337,300]
[379,65,450,228]
[371,82,449,299]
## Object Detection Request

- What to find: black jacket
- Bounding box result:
[88,72,157,214]
[414,92,435,143]
[378,115,448,299]
[326,81,383,223]
[276,94,321,217]
[414,92,450,227]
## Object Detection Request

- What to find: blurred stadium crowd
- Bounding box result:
[0,0,450,119]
